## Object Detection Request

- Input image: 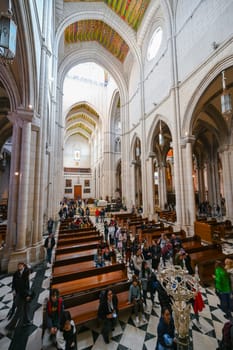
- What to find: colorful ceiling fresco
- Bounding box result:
[67,114,96,127]
[64,0,151,31]
[67,122,92,135]
[68,104,100,119]
[65,103,99,140]
[65,20,129,62]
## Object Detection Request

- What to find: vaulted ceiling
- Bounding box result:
[64,0,151,62]
[64,0,151,30]
[65,103,100,141]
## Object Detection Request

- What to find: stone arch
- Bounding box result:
[54,4,142,67]
[57,43,128,115]
[147,114,173,155]
[182,56,233,137]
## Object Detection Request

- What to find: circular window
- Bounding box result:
[147,26,163,61]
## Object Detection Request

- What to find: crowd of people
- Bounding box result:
[3,196,233,349]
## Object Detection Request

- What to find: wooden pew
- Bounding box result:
[64,281,132,326]
[54,249,96,267]
[56,238,100,250]
[52,262,125,285]
[55,248,97,263]
[58,231,100,240]
[194,220,225,243]
[141,228,185,246]
[59,227,96,235]
[55,242,99,255]
[53,260,97,277]
[57,235,100,247]
[158,210,176,223]
[51,264,128,297]
[189,247,233,285]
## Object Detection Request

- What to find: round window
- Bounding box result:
[147,26,163,61]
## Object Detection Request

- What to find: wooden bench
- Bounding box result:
[55,248,97,263]
[57,235,100,247]
[51,262,125,284]
[55,242,99,255]
[51,265,128,297]
[64,281,132,326]
[189,247,233,285]
[194,220,225,243]
[59,227,97,235]
[141,229,185,246]
[53,260,97,277]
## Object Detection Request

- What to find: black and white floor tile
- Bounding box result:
[0,219,231,350]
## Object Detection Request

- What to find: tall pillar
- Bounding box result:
[16,120,31,251]
[181,137,196,233]
[1,116,21,271]
[158,162,167,209]
[206,160,214,205]
[220,147,233,220]
[5,109,33,272]
[147,154,155,219]
[197,163,205,203]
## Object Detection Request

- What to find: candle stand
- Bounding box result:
[157,265,199,350]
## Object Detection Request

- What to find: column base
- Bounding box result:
[7,249,30,273]
[5,243,45,273]
[29,243,45,264]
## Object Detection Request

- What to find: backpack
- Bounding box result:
[219,320,233,350]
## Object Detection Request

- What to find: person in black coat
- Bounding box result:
[98,289,118,344]
[44,233,56,265]
[6,262,32,330]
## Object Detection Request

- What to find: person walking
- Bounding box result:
[214,260,232,319]
[6,262,32,331]
[44,232,56,266]
[98,288,118,344]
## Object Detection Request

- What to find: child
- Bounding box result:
[61,311,77,350]
[128,275,146,324]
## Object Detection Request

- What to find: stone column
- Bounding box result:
[206,160,214,206]
[220,147,233,220]
[16,120,31,251]
[197,163,205,203]
[147,153,155,219]
[7,109,33,272]
[1,116,21,271]
[158,162,167,209]
[181,137,196,232]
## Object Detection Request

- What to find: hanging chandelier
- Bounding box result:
[159,120,164,147]
[221,70,232,117]
[0,1,17,64]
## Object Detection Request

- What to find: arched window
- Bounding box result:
[147,26,163,61]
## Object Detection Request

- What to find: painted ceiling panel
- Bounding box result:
[65,20,129,62]
[69,104,100,119]
[64,0,151,31]
[67,122,92,134]
[67,114,96,127]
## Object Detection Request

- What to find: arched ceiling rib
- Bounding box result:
[65,102,100,141]
[64,0,151,31]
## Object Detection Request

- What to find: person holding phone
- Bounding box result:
[97,289,118,344]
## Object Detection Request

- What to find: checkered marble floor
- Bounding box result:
[0,218,230,350]
[0,263,229,350]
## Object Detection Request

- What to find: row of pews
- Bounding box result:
[134,216,233,286]
[51,219,132,326]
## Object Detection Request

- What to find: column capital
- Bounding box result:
[180,135,196,147]
[7,107,34,124]
[148,151,156,158]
